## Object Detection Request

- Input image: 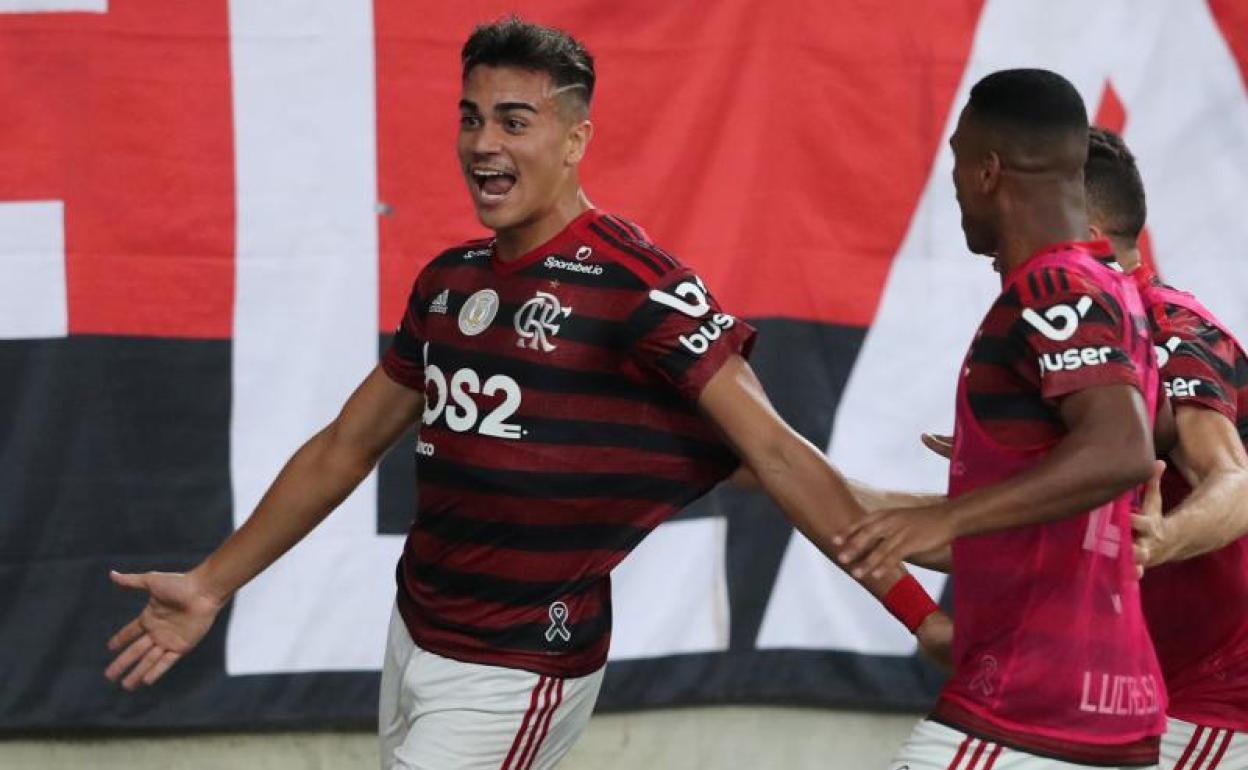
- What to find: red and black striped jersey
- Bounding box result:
[1133,267,1248,731]
[963,241,1143,447]
[380,209,755,677]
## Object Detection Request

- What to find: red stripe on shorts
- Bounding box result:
[501,676,547,770]
[946,736,973,770]
[1205,729,1234,770]
[1190,728,1223,770]
[1193,729,1227,770]
[963,739,988,770]
[522,677,565,770]
[981,743,1004,770]
[515,677,559,770]
[1175,726,1208,770]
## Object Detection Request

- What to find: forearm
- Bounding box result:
[192,425,376,602]
[849,479,944,512]
[1153,467,1248,563]
[947,436,1149,538]
[750,439,906,598]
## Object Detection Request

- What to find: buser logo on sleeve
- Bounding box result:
[1038,346,1114,376]
[1022,296,1094,341]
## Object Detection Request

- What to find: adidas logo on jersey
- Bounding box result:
[428,289,450,315]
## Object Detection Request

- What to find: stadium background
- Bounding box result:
[2,0,1246,766]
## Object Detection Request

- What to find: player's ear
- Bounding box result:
[565,118,592,166]
[1087,222,1106,241]
[980,150,1001,194]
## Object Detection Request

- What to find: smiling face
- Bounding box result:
[457,65,591,236]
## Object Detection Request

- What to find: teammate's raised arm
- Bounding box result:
[105,366,424,689]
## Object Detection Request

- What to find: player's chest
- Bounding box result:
[420,268,629,372]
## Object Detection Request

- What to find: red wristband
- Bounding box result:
[883,574,940,633]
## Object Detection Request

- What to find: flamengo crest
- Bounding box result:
[514,291,572,352]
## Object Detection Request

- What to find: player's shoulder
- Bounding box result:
[998,257,1131,332]
[406,237,493,285]
[1151,290,1244,363]
[1013,253,1123,304]
[582,212,689,288]
[428,237,494,270]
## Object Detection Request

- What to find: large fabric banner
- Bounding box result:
[1,0,1246,730]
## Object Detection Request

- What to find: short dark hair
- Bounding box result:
[1084,126,1147,242]
[462,17,595,111]
[967,68,1088,140]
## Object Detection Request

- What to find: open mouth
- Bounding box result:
[470,168,517,205]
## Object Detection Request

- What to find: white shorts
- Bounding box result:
[889,719,1160,770]
[1161,717,1248,770]
[378,605,605,770]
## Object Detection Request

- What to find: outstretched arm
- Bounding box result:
[106,366,424,689]
[836,383,1155,579]
[698,355,948,654]
[1134,405,1248,567]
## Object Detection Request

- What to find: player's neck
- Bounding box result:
[494,189,594,263]
[1112,242,1142,273]
[994,187,1088,278]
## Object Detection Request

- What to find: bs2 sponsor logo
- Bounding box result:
[421,343,523,440]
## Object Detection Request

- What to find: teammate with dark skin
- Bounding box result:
[832,94,1157,579]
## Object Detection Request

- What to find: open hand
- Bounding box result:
[105,570,223,690]
[834,505,956,580]
[1131,460,1168,576]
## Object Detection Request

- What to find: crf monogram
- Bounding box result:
[514,291,572,352]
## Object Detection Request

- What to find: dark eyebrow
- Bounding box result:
[494,101,538,114]
[458,99,480,113]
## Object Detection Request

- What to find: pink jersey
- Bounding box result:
[933,242,1166,765]
[1136,272,1248,731]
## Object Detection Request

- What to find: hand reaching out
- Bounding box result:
[1130,461,1168,577]
[834,504,957,580]
[105,570,223,690]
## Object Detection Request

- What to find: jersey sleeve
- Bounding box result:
[625,267,756,401]
[1154,311,1239,421]
[380,274,426,390]
[1008,269,1139,402]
